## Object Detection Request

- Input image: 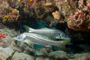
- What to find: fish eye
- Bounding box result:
[16,34,23,39]
[17,36,21,39]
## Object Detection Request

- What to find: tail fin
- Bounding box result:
[23,25,34,32]
[60,40,71,45]
[58,40,71,51]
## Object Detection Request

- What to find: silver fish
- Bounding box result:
[13,32,70,50]
[24,25,71,40]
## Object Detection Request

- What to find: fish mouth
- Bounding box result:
[13,37,17,40]
[13,37,24,41]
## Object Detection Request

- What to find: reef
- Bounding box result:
[0,0,89,31]
[0,0,90,60]
[0,0,19,23]
[0,24,90,60]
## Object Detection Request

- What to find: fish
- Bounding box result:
[0,33,5,38]
[13,32,70,50]
[28,0,39,6]
[23,25,71,41]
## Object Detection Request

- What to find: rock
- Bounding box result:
[0,47,14,60]
[0,23,18,48]
[36,57,50,60]
[12,52,34,60]
[78,44,90,52]
[69,53,90,60]
[40,48,52,56]
[49,51,68,58]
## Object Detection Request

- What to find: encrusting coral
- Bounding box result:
[0,0,19,23]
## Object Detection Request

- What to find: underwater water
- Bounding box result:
[0,0,90,60]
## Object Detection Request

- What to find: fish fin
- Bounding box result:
[60,40,71,45]
[44,45,52,48]
[23,25,34,32]
[40,26,47,28]
[38,27,50,30]
[58,40,71,51]
[24,39,34,48]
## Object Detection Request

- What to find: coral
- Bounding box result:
[52,11,60,20]
[0,0,90,31]
[0,23,18,48]
[49,51,68,58]
[51,0,90,31]
[0,47,14,60]
[12,52,34,60]
[66,0,90,31]
[70,53,90,60]
[0,0,19,23]
[1,1,90,60]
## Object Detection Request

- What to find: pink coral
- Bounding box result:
[78,0,84,8]
[67,9,88,31]
[87,0,90,8]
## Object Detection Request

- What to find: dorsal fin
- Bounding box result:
[23,25,34,32]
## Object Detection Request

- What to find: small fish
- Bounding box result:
[28,0,39,6]
[13,33,70,50]
[83,56,90,60]
[0,33,5,38]
[23,25,71,41]
[11,14,16,18]
[11,14,14,17]
[49,23,53,27]
[28,1,34,6]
